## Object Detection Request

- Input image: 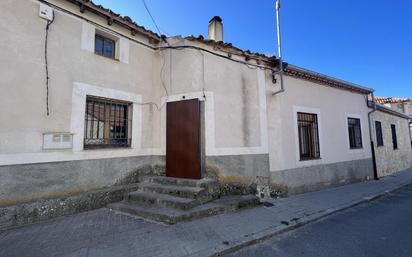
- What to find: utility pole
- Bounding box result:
[273,0,285,95]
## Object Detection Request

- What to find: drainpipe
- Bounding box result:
[273,0,285,96]
[409,120,412,149]
[367,92,379,180]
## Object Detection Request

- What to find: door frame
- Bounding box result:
[165,95,205,179]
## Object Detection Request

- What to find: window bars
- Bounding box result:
[84,96,131,149]
[391,124,398,150]
[348,118,363,149]
[375,121,384,147]
[297,112,320,160]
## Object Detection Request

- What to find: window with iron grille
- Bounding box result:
[297,112,320,160]
[391,124,398,150]
[348,118,363,149]
[375,121,384,146]
[84,96,131,149]
[95,34,115,59]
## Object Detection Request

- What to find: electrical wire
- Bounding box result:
[38,0,273,72]
[44,11,55,116]
[39,0,274,114]
[158,45,272,71]
[142,0,169,46]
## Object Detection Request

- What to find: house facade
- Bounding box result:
[1,0,411,225]
[371,105,412,177]
[375,96,412,138]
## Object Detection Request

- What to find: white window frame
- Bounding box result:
[293,106,323,167]
[345,113,365,153]
[71,82,141,152]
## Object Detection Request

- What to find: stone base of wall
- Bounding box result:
[0,183,140,229]
[206,154,270,178]
[0,155,166,228]
[270,158,374,195]
[206,154,271,198]
[0,155,165,206]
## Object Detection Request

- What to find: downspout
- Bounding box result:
[367,92,379,180]
[409,120,412,149]
[272,0,285,95]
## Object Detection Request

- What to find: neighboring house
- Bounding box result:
[375,96,412,116]
[0,0,411,224]
[370,104,412,177]
[375,96,412,138]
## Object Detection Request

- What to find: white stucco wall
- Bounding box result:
[0,0,269,168]
[0,0,165,165]
[372,110,412,177]
[158,42,268,157]
[267,75,372,172]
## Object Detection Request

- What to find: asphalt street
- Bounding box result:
[226,184,412,257]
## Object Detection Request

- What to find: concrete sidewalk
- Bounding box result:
[1,168,412,257]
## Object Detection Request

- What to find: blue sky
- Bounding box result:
[94,0,412,97]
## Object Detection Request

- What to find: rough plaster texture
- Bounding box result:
[371,110,412,177]
[270,158,374,195]
[0,155,164,205]
[0,183,140,229]
[206,154,270,178]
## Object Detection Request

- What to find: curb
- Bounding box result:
[204,181,412,257]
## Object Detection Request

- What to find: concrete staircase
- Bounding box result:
[108,176,259,224]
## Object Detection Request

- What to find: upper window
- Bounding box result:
[297,112,320,160]
[84,96,131,149]
[391,124,398,150]
[348,118,363,149]
[95,34,115,59]
[375,121,384,146]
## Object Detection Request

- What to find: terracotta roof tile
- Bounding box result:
[375,96,410,104]
[64,0,161,42]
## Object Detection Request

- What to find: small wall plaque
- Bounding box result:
[43,133,73,149]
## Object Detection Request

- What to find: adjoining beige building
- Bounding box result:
[370,104,412,177]
[0,0,411,225]
[375,96,412,138]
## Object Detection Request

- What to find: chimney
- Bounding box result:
[208,16,223,41]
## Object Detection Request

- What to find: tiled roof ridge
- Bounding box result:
[61,0,374,95]
[375,96,410,104]
[64,0,161,42]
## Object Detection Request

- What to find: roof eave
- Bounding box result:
[63,0,161,43]
[285,65,374,95]
[375,104,411,119]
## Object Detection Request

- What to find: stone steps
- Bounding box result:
[143,176,217,188]
[108,195,259,224]
[138,182,207,200]
[107,176,260,224]
[128,191,197,210]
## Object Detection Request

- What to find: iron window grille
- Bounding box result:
[297,112,320,160]
[375,121,384,147]
[391,124,398,150]
[95,34,115,59]
[84,96,131,149]
[348,118,363,149]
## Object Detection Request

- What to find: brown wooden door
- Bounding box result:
[166,99,201,179]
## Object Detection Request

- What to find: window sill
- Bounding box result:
[83,146,131,151]
[349,147,363,150]
[299,157,321,162]
[94,52,119,62]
